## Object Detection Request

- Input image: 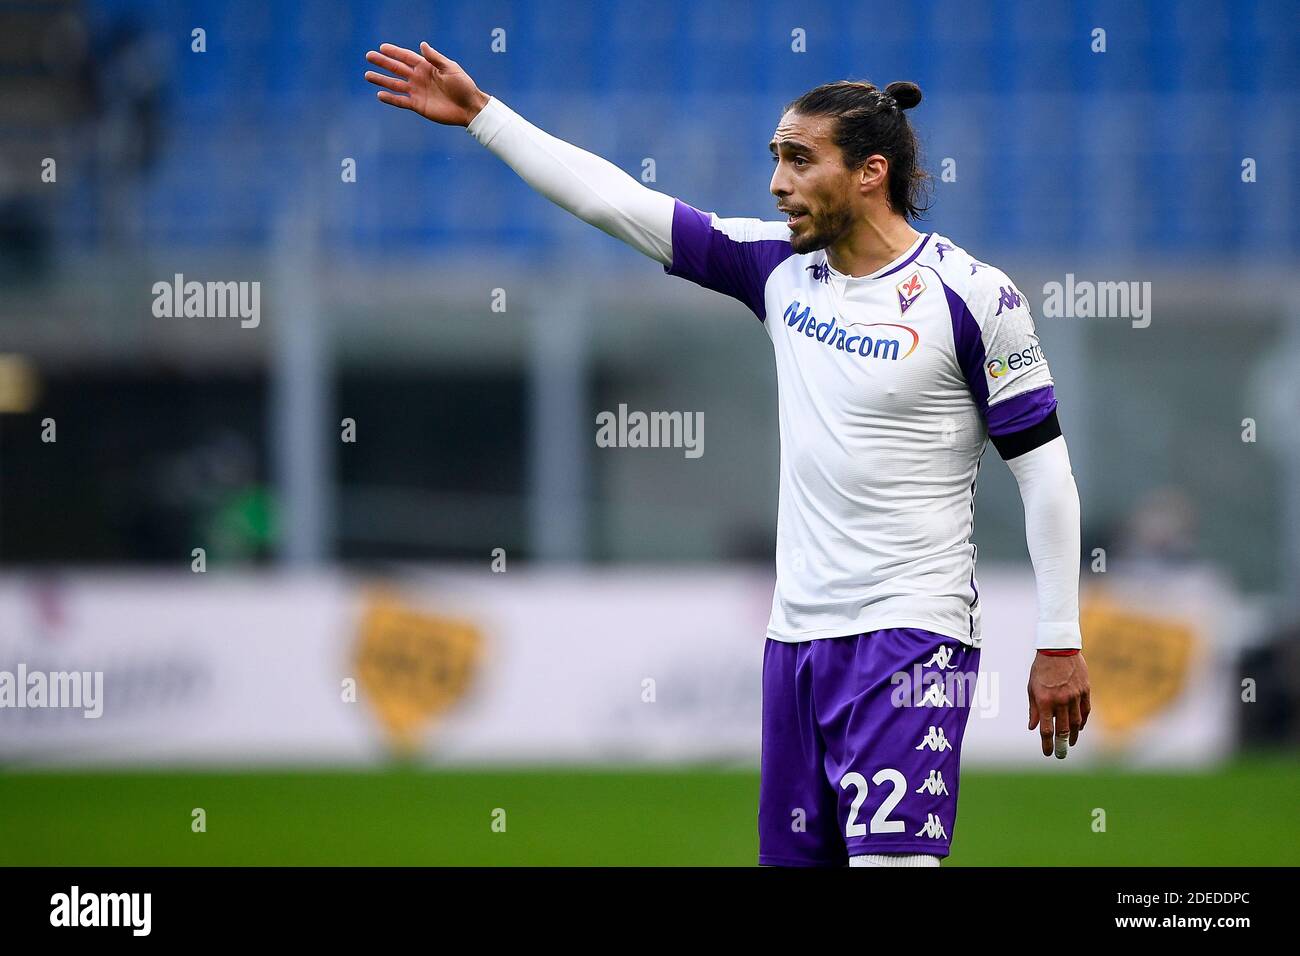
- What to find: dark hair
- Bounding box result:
[784,80,931,220]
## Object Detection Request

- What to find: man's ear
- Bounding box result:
[859,154,890,194]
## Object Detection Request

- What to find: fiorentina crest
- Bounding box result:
[897,270,926,315]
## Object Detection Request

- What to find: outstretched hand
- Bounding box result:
[365,41,489,127]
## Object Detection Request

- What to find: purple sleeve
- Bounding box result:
[942,277,1058,437]
[985,385,1057,436]
[663,199,795,321]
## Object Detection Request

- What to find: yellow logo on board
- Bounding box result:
[1080,595,1197,739]
[354,593,483,752]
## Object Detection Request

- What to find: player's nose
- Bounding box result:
[769,169,790,199]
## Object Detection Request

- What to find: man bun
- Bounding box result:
[885,81,922,111]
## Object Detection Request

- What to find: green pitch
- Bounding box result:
[1,757,1294,866]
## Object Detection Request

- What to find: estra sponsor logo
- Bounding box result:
[782,300,919,361]
[985,343,1045,379]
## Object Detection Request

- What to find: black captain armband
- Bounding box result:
[990,409,1062,460]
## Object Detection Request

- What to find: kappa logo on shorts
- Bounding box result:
[916,813,949,840]
[915,726,952,751]
[916,769,950,796]
[919,682,953,707]
[924,645,957,669]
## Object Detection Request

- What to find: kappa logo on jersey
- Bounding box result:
[915,813,949,840]
[914,726,952,752]
[896,270,927,315]
[916,770,950,796]
[782,300,919,361]
[924,645,957,670]
[933,241,954,261]
[994,285,1024,315]
[806,260,831,283]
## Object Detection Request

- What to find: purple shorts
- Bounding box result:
[758,628,980,866]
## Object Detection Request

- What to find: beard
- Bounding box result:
[788,203,854,255]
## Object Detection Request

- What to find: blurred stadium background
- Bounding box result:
[1,0,1298,865]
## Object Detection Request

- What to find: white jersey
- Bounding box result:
[465,96,1076,650]
[664,202,1057,645]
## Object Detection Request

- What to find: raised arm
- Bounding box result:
[365,41,674,264]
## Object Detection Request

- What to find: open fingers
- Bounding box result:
[365,70,408,94]
[366,50,413,79]
[379,42,424,68]
[420,41,454,70]
[375,90,413,111]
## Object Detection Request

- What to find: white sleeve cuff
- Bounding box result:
[466,96,515,146]
[1036,621,1083,650]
